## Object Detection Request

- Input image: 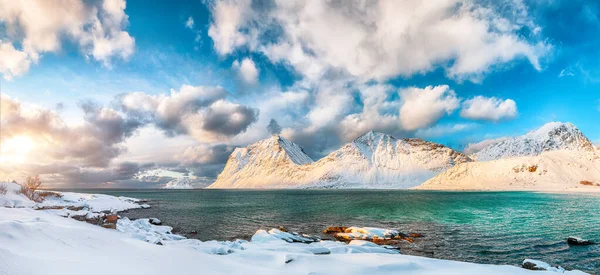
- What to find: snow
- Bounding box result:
[209,132,470,189]
[416,150,600,192]
[473,122,595,161]
[522,259,568,273]
[0,182,146,211]
[335,226,401,240]
[162,177,194,189]
[0,186,588,275]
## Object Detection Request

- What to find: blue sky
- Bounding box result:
[0,0,599,187]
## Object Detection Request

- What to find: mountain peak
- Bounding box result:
[474,122,594,161]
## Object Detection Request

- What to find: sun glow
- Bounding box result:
[0,135,35,164]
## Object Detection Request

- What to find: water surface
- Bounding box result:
[64,189,600,273]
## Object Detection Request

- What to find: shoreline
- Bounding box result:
[0,182,591,275]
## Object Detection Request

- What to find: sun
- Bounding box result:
[0,135,35,164]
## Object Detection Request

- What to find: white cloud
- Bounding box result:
[0,0,135,79]
[460,96,518,121]
[559,67,575,78]
[207,0,251,55]
[464,137,510,154]
[399,85,460,131]
[185,16,195,29]
[120,85,259,142]
[208,0,549,82]
[0,42,31,80]
[232,58,259,85]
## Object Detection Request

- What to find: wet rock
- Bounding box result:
[104,215,118,224]
[567,236,594,246]
[189,231,198,235]
[101,223,117,230]
[148,218,162,225]
[522,259,565,272]
[66,206,85,211]
[323,226,348,234]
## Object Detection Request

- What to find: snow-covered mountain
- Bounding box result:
[162,177,194,189]
[473,122,595,161]
[417,122,600,192]
[416,150,600,192]
[208,132,470,189]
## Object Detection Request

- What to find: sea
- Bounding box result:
[62,189,600,273]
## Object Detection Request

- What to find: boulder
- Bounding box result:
[567,236,594,245]
[522,259,565,272]
[101,223,117,230]
[323,226,348,234]
[104,215,118,224]
[148,218,162,225]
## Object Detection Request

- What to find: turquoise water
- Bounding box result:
[66,189,600,272]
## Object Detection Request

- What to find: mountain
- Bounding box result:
[162,177,194,189]
[417,122,600,192]
[473,122,595,161]
[416,150,600,192]
[208,132,470,189]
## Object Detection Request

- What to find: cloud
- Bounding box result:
[120,85,259,141]
[460,96,518,121]
[208,0,549,82]
[399,85,460,131]
[232,58,259,85]
[185,16,195,29]
[267,119,282,135]
[559,67,575,77]
[0,95,142,167]
[464,137,510,154]
[0,43,31,80]
[0,0,135,79]
[179,144,234,165]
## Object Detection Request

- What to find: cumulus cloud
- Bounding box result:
[208,0,549,82]
[1,95,142,167]
[0,0,135,79]
[464,137,510,154]
[460,96,518,121]
[232,58,259,85]
[399,85,460,131]
[179,144,234,165]
[119,85,259,141]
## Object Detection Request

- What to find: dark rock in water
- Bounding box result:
[189,231,198,235]
[148,218,162,225]
[277,226,288,232]
[567,236,594,246]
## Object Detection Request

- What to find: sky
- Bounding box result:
[0,0,599,188]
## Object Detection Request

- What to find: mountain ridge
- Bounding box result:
[208,131,470,189]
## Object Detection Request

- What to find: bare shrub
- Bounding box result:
[19,175,43,202]
[0,183,7,195]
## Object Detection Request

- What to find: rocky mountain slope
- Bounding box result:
[208,132,470,189]
[162,177,194,189]
[417,122,600,192]
[473,122,595,161]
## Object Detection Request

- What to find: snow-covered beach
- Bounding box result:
[0,182,589,275]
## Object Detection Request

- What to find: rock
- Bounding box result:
[148,218,162,225]
[189,231,198,235]
[522,259,565,272]
[567,236,594,245]
[104,215,118,223]
[66,206,85,211]
[323,226,348,234]
[101,223,117,230]
[409,233,423,238]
